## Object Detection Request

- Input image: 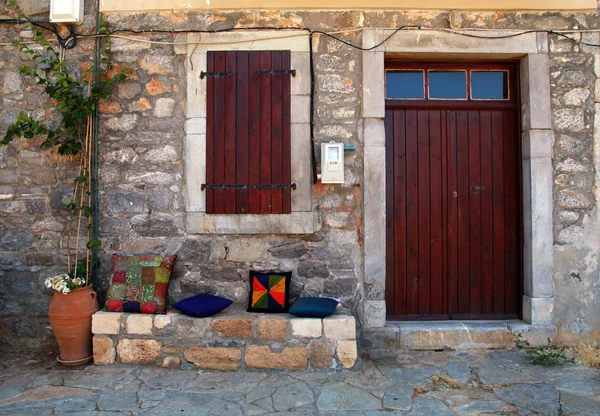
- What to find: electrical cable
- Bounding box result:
[309,32,317,185]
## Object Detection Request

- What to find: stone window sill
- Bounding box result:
[185,211,321,235]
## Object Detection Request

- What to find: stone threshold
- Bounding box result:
[92,304,358,371]
[359,320,557,351]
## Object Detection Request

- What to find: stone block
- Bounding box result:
[117,339,162,364]
[291,95,310,124]
[258,317,288,341]
[93,337,115,365]
[154,98,175,118]
[291,52,310,95]
[185,118,207,135]
[362,51,384,118]
[336,340,357,368]
[226,239,267,262]
[323,316,356,340]
[162,357,181,368]
[92,312,121,335]
[175,317,212,340]
[290,318,322,338]
[245,345,308,370]
[184,347,241,370]
[291,123,312,212]
[523,296,554,325]
[185,133,206,212]
[522,130,552,159]
[522,158,554,298]
[154,315,172,330]
[310,342,335,368]
[163,345,180,354]
[186,211,320,235]
[398,322,513,350]
[359,326,400,350]
[508,323,557,347]
[126,315,153,335]
[363,146,386,300]
[213,318,253,338]
[363,117,385,148]
[139,54,175,75]
[520,54,552,131]
[187,53,207,118]
[363,300,386,328]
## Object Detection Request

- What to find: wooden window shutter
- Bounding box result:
[206,50,292,215]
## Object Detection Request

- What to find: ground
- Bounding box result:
[0,349,598,415]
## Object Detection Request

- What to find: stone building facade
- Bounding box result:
[0,0,599,350]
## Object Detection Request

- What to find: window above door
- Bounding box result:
[385,62,516,103]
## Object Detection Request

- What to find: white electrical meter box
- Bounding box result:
[320,142,344,184]
[50,0,84,23]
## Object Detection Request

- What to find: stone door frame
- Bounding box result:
[361,29,554,328]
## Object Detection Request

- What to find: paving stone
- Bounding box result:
[272,381,314,411]
[378,365,439,386]
[317,383,381,410]
[477,362,538,384]
[495,384,559,416]
[409,397,456,415]
[0,406,53,416]
[184,347,241,370]
[442,360,471,383]
[382,383,413,410]
[560,391,600,415]
[456,400,516,413]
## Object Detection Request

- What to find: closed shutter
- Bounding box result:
[205,50,292,214]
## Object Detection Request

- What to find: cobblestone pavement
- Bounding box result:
[0,349,598,415]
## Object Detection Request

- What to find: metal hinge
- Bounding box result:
[257,69,296,77]
[200,71,232,79]
[253,183,297,190]
[201,184,247,191]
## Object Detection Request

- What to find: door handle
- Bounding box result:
[470,186,485,192]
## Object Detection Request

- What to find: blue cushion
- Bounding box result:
[172,294,233,318]
[288,297,338,318]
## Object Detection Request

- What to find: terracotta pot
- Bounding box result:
[48,285,99,366]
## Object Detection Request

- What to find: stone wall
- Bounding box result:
[0,3,599,350]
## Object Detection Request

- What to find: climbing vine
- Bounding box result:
[1,1,129,283]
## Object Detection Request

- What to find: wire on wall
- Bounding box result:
[2,17,600,184]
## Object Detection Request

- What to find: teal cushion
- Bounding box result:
[289,297,338,318]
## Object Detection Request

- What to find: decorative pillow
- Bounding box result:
[247,270,291,313]
[172,294,233,318]
[106,254,176,314]
[289,297,338,318]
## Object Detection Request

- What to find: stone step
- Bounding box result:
[92,304,358,371]
[359,321,557,351]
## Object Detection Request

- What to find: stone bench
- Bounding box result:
[91,304,358,371]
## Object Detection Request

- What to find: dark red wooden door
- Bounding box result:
[385,105,521,319]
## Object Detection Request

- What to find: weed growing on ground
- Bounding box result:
[514,333,573,366]
[572,343,600,367]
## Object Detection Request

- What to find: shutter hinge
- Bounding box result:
[257,69,296,77]
[253,183,297,190]
[201,184,247,191]
[200,71,233,79]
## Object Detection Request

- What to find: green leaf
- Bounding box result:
[86,239,102,249]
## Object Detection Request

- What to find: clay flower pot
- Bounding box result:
[48,285,99,366]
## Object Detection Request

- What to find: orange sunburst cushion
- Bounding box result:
[247,270,292,313]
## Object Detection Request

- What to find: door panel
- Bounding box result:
[385,107,521,320]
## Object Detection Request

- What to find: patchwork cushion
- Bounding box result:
[247,270,291,313]
[105,254,176,314]
[289,297,338,318]
[172,294,233,317]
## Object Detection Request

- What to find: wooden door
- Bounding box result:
[385,63,521,320]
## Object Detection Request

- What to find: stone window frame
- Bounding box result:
[361,29,554,328]
[181,31,320,234]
